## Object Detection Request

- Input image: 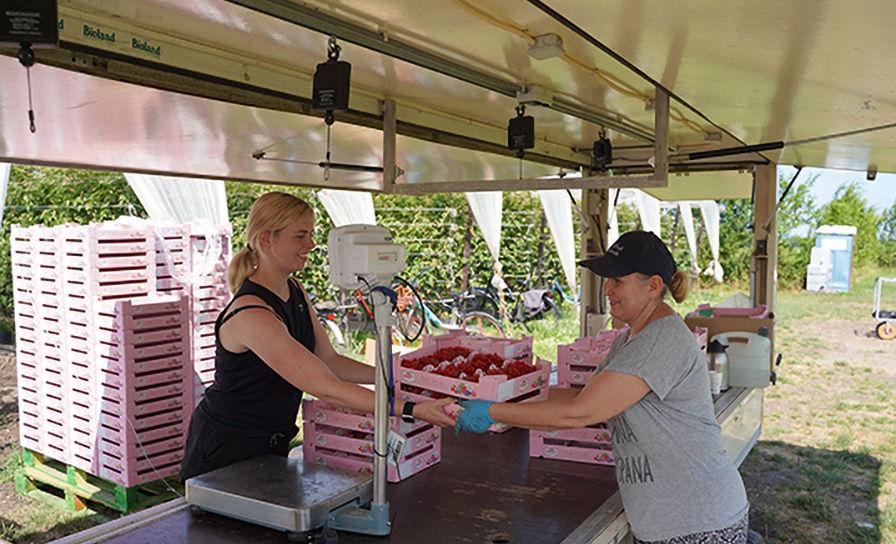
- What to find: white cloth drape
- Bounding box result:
[0,163,10,229]
[317,189,376,227]
[537,190,576,293]
[636,190,661,236]
[124,173,229,225]
[699,201,724,282]
[466,192,503,263]
[679,202,699,274]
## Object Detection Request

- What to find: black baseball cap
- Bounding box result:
[578,230,677,285]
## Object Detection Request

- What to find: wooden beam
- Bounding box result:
[390,174,665,195]
[752,164,777,312]
[653,88,670,180]
[579,188,610,337]
[382,99,397,192]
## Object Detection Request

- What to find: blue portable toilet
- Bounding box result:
[814,225,857,292]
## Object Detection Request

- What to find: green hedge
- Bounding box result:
[2,166,892,317]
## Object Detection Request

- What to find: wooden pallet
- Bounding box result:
[14,449,183,513]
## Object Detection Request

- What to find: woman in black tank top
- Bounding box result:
[180,192,453,481]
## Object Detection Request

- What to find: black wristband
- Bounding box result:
[401,401,416,423]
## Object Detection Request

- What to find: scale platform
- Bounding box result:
[185,454,373,535]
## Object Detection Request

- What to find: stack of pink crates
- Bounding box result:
[302,399,441,482]
[11,220,231,487]
[394,331,549,432]
[529,328,625,466]
[531,325,710,466]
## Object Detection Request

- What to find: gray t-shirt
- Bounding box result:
[599,316,748,541]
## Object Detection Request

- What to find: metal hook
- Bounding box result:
[515,104,525,117]
[327,36,341,60]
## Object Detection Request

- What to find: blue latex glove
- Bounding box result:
[454,399,495,434]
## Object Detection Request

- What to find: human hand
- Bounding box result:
[454,399,495,434]
[412,398,455,427]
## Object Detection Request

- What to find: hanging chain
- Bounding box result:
[327,36,341,61]
[324,123,332,181]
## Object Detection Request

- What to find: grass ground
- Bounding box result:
[0,268,894,543]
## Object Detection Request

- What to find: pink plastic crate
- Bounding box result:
[303,421,440,460]
[692,326,708,354]
[530,428,615,466]
[422,330,533,360]
[303,441,441,483]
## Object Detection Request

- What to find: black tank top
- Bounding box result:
[200,278,316,437]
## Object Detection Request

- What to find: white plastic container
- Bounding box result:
[711,332,771,388]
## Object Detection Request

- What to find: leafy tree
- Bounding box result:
[878,201,896,267]
[817,183,880,266]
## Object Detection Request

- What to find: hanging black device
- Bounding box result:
[508,105,535,158]
[1,0,58,47]
[312,37,351,126]
[593,131,612,170]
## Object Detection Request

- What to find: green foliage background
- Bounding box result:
[0,166,893,317]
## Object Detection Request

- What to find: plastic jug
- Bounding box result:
[711,332,771,388]
[707,339,729,391]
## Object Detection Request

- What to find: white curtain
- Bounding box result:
[466,192,503,263]
[124,173,229,225]
[636,190,661,236]
[317,189,376,227]
[678,202,699,274]
[608,188,620,245]
[699,201,724,282]
[537,190,576,293]
[0,163,10,229]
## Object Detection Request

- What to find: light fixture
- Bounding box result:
[527,33,565,60]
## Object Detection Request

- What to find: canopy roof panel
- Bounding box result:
[1,0,894,196]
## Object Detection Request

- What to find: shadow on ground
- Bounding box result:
[742,440,883,544]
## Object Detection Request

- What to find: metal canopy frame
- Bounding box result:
[390,89,671,193]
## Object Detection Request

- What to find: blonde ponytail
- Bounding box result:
[227,246,259,293]
[227,192,312,292]
[668,270,690,303]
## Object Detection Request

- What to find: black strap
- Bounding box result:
[220,304,284,327]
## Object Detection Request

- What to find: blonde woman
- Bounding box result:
[181,192,453,481]
[455,231,750,544]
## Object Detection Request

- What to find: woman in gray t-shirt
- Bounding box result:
[455,230,749,544]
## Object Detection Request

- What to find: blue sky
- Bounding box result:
[778,165,895,213]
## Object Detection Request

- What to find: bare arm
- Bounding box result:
[220,298,452,426]
[296,283,375,384]
[489,370,650,430]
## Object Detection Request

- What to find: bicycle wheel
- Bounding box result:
[393,277,427,342]
[461,311,505,338]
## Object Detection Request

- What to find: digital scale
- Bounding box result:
[185,225,407,541]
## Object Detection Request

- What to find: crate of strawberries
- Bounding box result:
[394,339,550,432]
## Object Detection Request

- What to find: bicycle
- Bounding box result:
[392,276,505,341]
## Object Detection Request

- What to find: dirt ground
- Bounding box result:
[740,313,896,543]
